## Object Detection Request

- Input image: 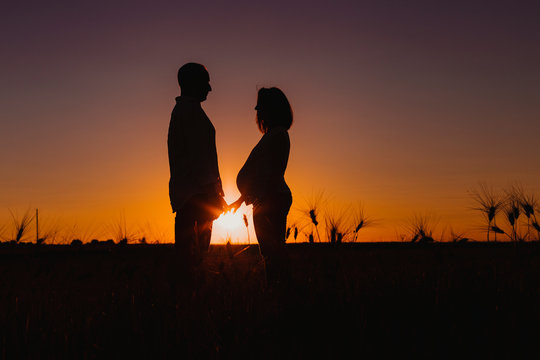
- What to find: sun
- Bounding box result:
[214,210,244,231]
[209,187,256,244]
[211,207,254,244]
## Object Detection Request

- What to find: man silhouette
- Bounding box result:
[168,62,226,266]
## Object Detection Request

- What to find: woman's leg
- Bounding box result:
[253,193,292,286]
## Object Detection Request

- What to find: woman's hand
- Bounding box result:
[228,197,244,213]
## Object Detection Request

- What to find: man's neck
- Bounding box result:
[180,93,203,102]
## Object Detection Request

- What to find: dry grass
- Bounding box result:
[325,207,350,243]
[241,214,248,243]
[406,213,438,243]
[60,222,100,244]
[137,221,170,244]
[109,212,135,244]
[285,221,302,243]
[32,210,62,244]
[299,191,327,242]
[350,202,377,242]
[3,184,540,246]
[517,189,539,241]
[449,227,469,243]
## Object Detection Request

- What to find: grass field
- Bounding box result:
[1,242,540,358]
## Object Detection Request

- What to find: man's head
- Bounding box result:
[177,63,211,102]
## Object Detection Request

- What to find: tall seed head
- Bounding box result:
[523,203,533,218]
[507,212,515,226]
[355,220,364,233]
[492,226,505,234]
[488,206,496,222]
[513,205,520,221]
[309,210,318,226]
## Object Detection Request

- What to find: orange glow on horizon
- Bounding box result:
[214,210,243,231]
[211,209,248,244]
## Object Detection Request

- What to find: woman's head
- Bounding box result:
[255,87,293,133]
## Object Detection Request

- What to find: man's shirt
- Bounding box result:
[168,96,223,213]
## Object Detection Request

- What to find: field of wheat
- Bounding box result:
[1,242,540,358]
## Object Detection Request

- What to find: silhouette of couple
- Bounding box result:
[168,63,292,285]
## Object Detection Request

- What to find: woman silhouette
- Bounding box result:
[230,87,293,286]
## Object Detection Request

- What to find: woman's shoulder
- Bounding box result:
[260,127,288,145]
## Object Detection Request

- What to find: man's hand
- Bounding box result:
[204,193,228,220]
[218,196,228,212]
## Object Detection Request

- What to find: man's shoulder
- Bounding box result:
[171,102,189,121]
[172,97,202,117]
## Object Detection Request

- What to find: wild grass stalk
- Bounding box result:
[243,214,250,245]
[0,223,6,241]
[9,209,34,243]
[490,225,508,240]
[449,228,469,243]
[503,197,522,242]
[502,184,525,241]
[351,202,376,242]
[137,221,170,244]
[518,191,538,241]
[110,212,134,244]
[533,221,540,241]
[325,208,349,244]
[285,221,301,243]
[35,216,61,244]
[407,214,438,243]
[469,183,505,242]
[62,222,99,244]
[301,191,326,242]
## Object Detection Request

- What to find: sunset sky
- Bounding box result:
[1,0,539,243]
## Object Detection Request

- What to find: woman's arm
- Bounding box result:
[228,195,244,213]
[236,128,290,205]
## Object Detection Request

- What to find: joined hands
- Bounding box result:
[226,196,244,213]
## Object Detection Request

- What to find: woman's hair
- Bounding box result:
[256,87,293,133]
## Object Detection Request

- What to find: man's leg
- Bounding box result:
[176,194,218,266]
[196,220,213,256]
[175,211,196,267]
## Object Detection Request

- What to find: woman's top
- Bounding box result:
[236,126,291,205]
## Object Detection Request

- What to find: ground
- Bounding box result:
[1,242,540,358]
